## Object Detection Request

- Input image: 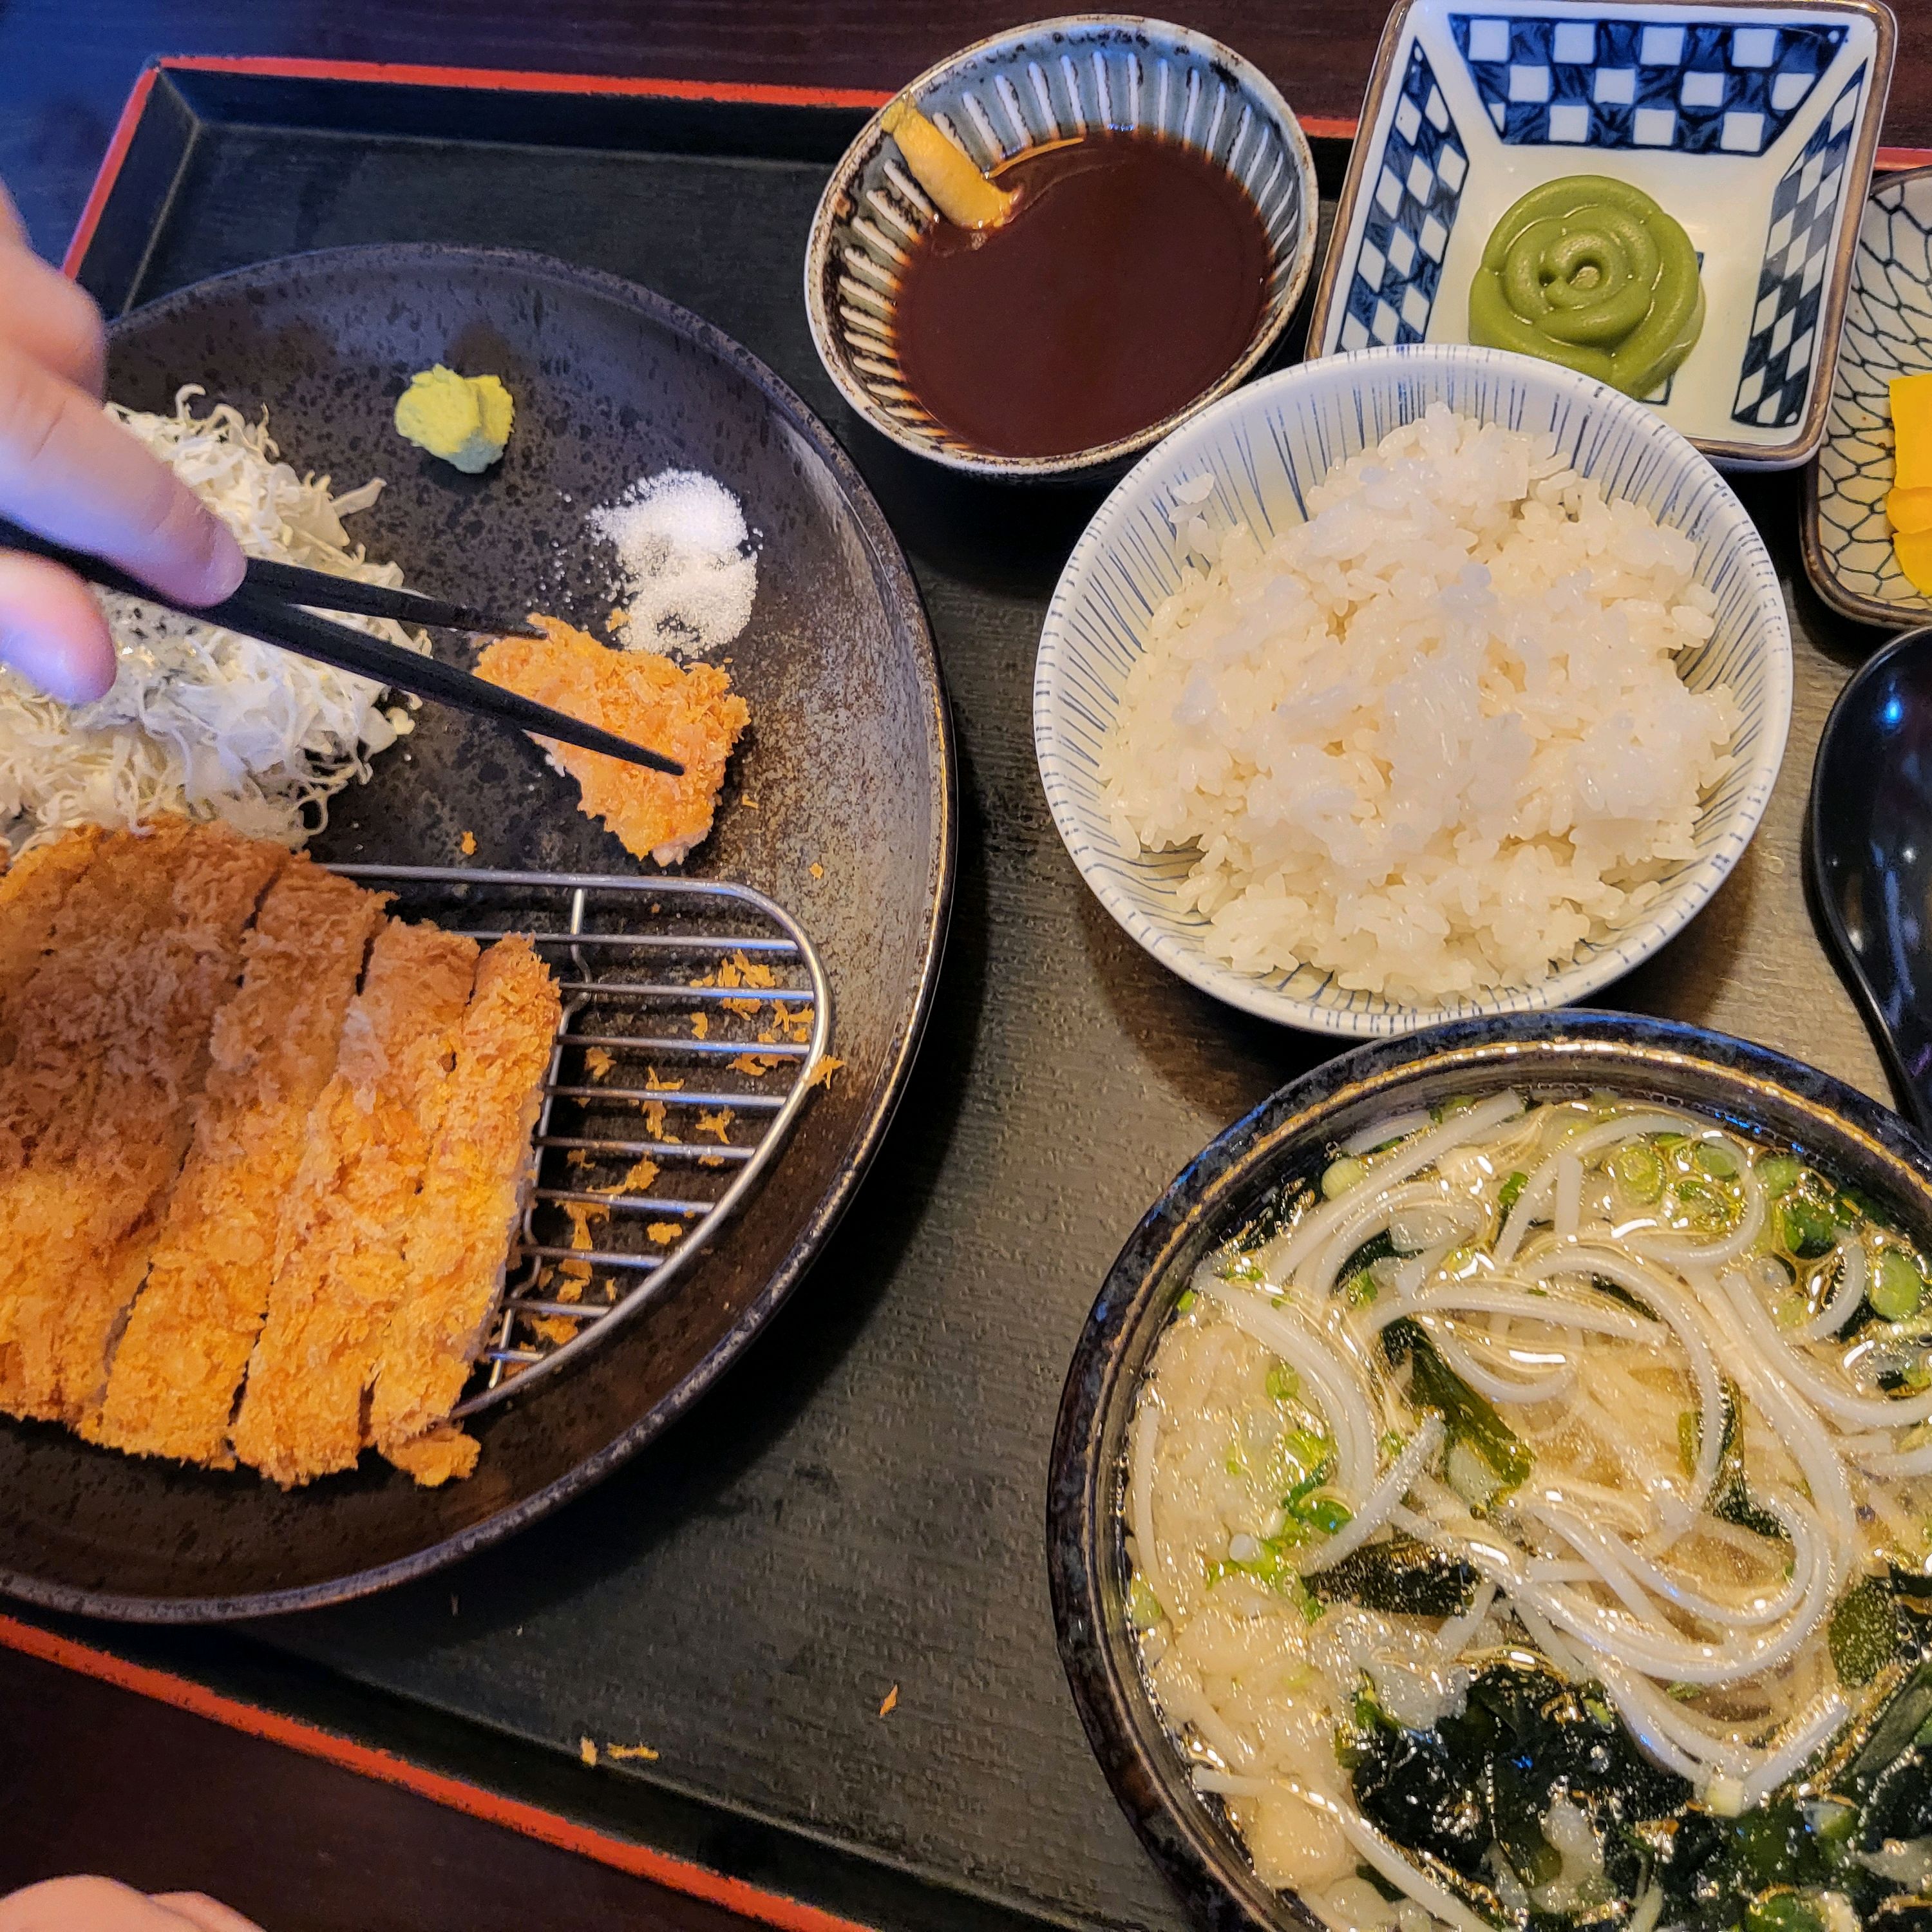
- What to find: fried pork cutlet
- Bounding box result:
[91,861,388,1463]
[44,822,287,1425]
[0,819,199,1414]
[368,936,561,1483]
[0,826,102,1069]
[229,920,477,1488]
[477,615,748,865]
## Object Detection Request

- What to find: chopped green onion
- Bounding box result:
[1611,1142,1665,1204]
[1298,1494,1354,1539]
[1757,1155,1803,1197]
[1694,1141,1740,1179]
[1126,1576,1164,1630]
[1871,1248,1927,1322]
[1497,1171,1529,1218]
[1175,1289,1198,1313]
[1804,1797,1858,1844]
[1321,1156,1367,1200]
[1669,1173,1737,1234]
[1780,1194,1839,1260]
[1265,1362,1301,1403]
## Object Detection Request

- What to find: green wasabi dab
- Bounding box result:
[1468,175,1706,399]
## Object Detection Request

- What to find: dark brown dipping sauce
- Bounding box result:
[893,131,1271,461]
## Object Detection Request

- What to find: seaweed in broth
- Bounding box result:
[1124,1092,1932,1932]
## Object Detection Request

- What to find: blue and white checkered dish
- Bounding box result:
[1032,345,1794,1038]
[1310,0,1892,469]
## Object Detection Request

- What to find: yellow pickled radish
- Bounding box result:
[880,97,1018,231]
[1890,372,1932,489]
[1887,374,1932,589]
[1897,529,1932,595]
[1887,487,1932,536]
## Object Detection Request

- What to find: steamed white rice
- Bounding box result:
[1099,406,1740,1004]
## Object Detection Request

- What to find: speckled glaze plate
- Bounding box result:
[0,245,952,1620]
[1804,163,1932,627]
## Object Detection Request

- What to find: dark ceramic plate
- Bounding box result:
[0,244,952,1620]
[1046,1011,1932,1932]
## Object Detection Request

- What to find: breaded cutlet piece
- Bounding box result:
[91,860,388,1464]
[0,826,102,1069]
[368,936,561,1482]
[229,920,477,1488]
[0,821,194,1180]
[34,822,287,1425]
[0,819,198,1412]
[477,616,749,865]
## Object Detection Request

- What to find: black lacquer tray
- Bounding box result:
[3,52,1903,1932]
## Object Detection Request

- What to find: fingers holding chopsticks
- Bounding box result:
[0,186,244,701]
[0,550,117,703]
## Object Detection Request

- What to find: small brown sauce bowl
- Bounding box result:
[804,15,1320,482]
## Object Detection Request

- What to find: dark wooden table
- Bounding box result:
[5,0,1931,266]
[5,4,1932,1929]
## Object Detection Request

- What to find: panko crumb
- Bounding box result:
[805,1055,844,1091]
[460,831,477,857]
[809,862,824,880]
[696,1108,733,1142]
[647,1222,681,1245]
[584,1046,614,1080]
[689,1010,709,1041]
[605,1743,659,1763]
[580,1737,598,1767]
[879,1685,899,1717]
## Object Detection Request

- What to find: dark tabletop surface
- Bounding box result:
[6,5,1932,1932]
[5,0,1932,266]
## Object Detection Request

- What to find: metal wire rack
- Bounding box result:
[328,864,833,1417]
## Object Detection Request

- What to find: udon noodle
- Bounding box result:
[1127,1092,1932,1932]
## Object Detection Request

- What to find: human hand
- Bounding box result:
[0,1877,264,1932]
[0,184,243,703]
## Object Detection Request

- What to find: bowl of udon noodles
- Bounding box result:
[1048,1012,1932,1932]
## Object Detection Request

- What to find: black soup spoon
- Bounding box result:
[1809,623,1932,1137]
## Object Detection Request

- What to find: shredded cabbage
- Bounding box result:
[0,386,426,854]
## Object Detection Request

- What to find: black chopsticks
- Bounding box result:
[0,519,685,779]
[239,556,546,639]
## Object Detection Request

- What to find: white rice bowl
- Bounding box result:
[1033,346,1792,1037]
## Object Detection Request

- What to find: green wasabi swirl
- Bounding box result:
[1468,175,1706,399]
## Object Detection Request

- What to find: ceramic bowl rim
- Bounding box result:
[801,12,1321,481]
[1032,340,1795,1039]
[1301,0,1899,473]
[1801,158,1932,629]
[1045,1010,1932,1932]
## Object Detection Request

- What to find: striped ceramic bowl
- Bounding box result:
[1033,342,1794,1037]
[802,15,1320,480]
